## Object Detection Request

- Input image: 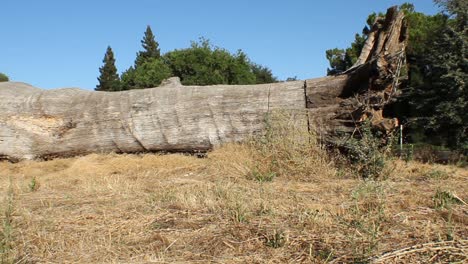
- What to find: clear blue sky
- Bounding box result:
[1,0,439,90]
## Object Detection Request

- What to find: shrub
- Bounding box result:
[264,229,286,248]
[433,189,463,209]
[0,73,9,82]
[338,121,394,179]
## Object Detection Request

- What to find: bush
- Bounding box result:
[0,73,9,82]
[338,121,393,179]
[133,59,172,88]
[397,143,465,164]
[433,189,463,209]
[121,59,172,89]
[163,38,265,86]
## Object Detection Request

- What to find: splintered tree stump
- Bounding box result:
[0,6,407,161]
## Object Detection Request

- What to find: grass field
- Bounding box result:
[1,141,466,263]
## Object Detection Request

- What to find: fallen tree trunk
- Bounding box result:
[0,6,407,161]
[0,80,306,160]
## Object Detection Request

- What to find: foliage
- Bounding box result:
[285,76,298,82]
[0,73,8,82]
[163,38,256,86]
[433,189,463,209]
[325,26,369,74]
[121,25,166,89]
[122,59,171,89]
[249,169,276,183]
[424,169,450,180]
[401,5,447,56]
[434,0,468,24]
[339,121,393,179]
[429,0,467,150]
[133,59,172,89]
[264,229,286,248]
[325,48,350,75]
[326,1,467,151]
[251,63,278,84]
[324,4,437,72]
[120,67,137,90]
[95,46,121,91]
[163,38,278,86]
[121,35,277,89]
[399,0,467,150]
[29,177,39,192]
[114,23,278,89]
[134,25,161,67]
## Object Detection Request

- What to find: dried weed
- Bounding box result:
[0,113,466,263]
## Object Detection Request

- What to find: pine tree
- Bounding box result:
[96,46,121,92]
[135,25,161,67]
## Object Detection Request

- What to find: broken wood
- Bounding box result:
[307,6,407,140]
[0,6,407,161]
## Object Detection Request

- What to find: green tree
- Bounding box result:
[390,2,447,119]
[130,59,172,89]
[384,1,466,150]
[325,48,349,75]
[122,25,166,89]
[251,63,278,83]
[163,38,257,85]
[230,50,258,84]
[121,67,137,90]
[325,20,371,75]
[96,46,121,91]
[0,73,9,82]
[121,30,277,89]
[135,25,161,67]
[285,76,298,82]
[409,0,467,149]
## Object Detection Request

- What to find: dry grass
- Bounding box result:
[0,115,467,263]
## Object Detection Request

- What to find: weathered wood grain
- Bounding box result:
[0,80,305,160]
[306,6,407,141]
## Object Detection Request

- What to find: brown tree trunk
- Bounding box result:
[0,6,407,161]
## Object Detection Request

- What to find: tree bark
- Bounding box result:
[0,6,407,161]
[307,6,407,141]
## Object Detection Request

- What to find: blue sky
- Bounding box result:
[1,0,439,90]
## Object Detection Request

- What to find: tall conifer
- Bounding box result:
[135,26,161,67]
[96,46,121,91]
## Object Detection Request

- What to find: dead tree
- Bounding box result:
[0,6,407,161]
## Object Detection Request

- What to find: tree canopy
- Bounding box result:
[119,32,277,90]
[251,63,278,84]
[164,39,257,86]
[408,0,467,149]
[122,59,172,89]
